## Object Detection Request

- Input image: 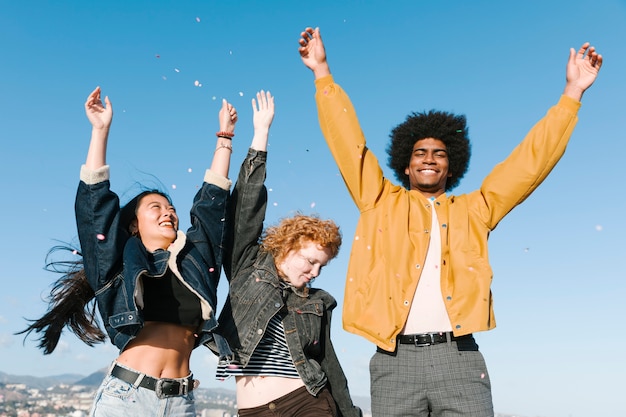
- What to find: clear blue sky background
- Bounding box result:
[1,1,625,416]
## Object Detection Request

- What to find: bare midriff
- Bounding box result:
[235,375,306,408]
[116,321,197,378]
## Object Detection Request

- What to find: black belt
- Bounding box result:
[397,332,467,347]
[110,364,195,398]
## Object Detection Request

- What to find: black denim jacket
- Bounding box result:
[75,165,230,352]
[216,149,361,417]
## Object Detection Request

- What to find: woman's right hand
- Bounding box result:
[85,86,113,130]
[252,90,275,131]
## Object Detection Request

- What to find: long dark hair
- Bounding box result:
[17,189,172,354]
[17,245,105,354]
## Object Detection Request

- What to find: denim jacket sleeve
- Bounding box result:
[75,165,127,292]
[186,170,231,280]
[225,149,268,280]
[320,306,362,417]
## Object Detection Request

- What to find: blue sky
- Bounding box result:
[1,1,625,416]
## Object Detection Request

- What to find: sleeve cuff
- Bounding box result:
[80,164,110,184]
[314,74,335,91]
[204,169,232,191]
[558,95,582,114]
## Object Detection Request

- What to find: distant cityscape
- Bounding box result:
[0,369,533,417]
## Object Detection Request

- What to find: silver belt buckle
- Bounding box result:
[155,378,188,399]
[415,333,435,347]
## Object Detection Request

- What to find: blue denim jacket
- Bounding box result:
[75,165,230,352]
[216,150,361,417]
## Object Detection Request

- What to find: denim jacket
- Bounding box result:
[215,149,361,417]
[75,164,230,352]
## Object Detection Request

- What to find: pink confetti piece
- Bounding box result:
[209,267,215,273]
[96,234,105,240]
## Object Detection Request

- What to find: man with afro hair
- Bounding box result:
[300,26,602,417]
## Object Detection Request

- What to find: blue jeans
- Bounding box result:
[90,369,196,417]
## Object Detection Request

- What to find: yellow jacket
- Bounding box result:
[314,75,581,352]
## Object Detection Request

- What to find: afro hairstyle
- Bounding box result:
[386,109,471,192]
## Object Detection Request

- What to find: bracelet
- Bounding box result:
[216,131,234,139]
[214,143,233,153]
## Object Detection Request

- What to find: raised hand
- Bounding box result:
[564,43,603,100]
[218,98,238,133]
[250,90,275,152]
[85,86,112,130]
[252,90,275,132]
[299,27,331,79]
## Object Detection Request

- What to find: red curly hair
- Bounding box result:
[260,214,342,265]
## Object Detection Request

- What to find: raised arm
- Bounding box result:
[299,27,331,80]
[84,86,113,170]
[210,99,238,178]
[226,91,275,280]
[563,42,603,101]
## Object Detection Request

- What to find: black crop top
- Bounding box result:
[141,270,202,328]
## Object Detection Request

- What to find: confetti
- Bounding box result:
[96,234,105,241]
[172,184,177,189]
[194,80,202,87]
[238,91,244,97]
[174,68,180,73]
[480,373,485,379]
[273,202,278,206]
[595,225,603,231]
[212,96,217,101]
[195,17,201,22]
[188,168,192,173]
[162,76,167,80]
[209,267,215,272]
[155,54,160,58]
[310,202,316,208]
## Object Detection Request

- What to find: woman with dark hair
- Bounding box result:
[19,86,237,416]
[214,91,361,416]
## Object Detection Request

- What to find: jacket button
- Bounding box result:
[257,329,263,335]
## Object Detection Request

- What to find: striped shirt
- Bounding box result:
[216,314,300,380]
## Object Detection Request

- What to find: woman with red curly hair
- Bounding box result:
[212,91,361,417]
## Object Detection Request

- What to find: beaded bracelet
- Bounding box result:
[214,143,233,153]
[216,131,234,139]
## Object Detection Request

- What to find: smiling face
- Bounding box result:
[129,193,179,252]
[277,241,333,290]
[404,137,452,198]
